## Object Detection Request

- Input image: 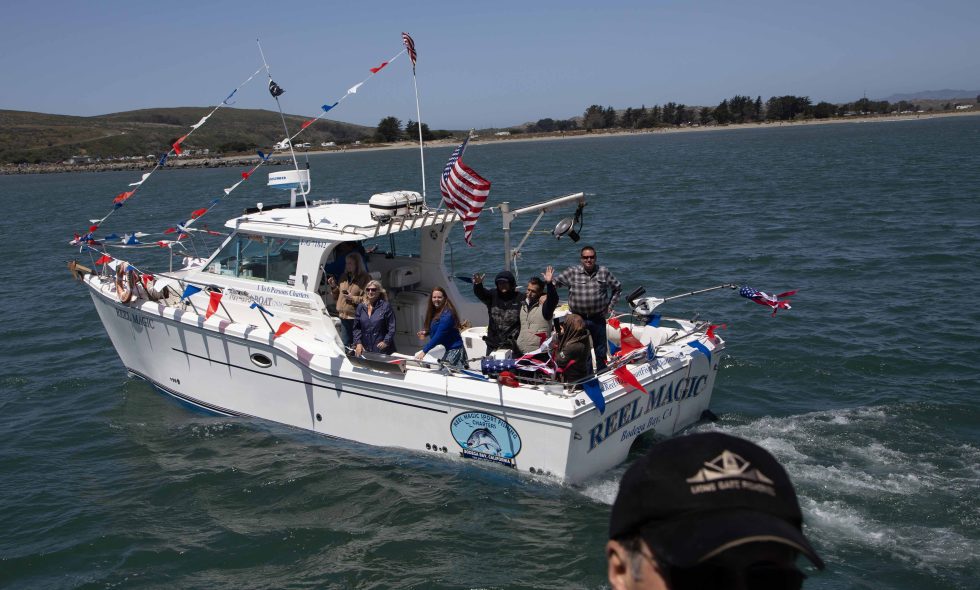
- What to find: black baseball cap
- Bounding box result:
[609,432,824,570]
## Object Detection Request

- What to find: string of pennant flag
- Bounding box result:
[71,34,418,254]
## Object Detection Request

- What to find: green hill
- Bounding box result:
[0,107,374,164]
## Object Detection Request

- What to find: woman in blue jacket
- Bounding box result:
[414,286,468,367]
[352,280,396,356]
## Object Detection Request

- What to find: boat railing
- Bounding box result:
[339,208,461,238]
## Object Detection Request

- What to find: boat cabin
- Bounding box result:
[184,193,490,358]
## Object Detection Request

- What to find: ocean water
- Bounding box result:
[1,116,979,589]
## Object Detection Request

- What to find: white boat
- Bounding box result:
[69,167,726,483]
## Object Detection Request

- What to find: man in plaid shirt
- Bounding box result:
[553,245,622,371]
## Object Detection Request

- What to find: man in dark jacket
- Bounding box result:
[473,270,523,355]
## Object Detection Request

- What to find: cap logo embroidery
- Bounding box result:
[685,450,776,496]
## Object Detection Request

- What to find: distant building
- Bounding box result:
[955,104,973,110]
[494,131,511,136]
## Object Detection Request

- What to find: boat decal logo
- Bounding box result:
[115,308,155,330]
[686,450,776,497]
[451,412,522,468]
[585,370,709,453]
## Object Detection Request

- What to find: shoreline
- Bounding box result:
[3,110,977,175]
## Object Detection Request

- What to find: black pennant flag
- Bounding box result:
[268,80,285,98]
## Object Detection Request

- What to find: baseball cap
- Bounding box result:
[609,432,824,570]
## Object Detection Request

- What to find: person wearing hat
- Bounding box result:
[606,432,824,590]
[473,269,523,355]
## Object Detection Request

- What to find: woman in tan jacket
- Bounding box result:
[327,252,371,349]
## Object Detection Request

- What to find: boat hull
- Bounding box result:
[89,281,720,483]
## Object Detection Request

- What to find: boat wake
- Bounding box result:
[578,404,980,577]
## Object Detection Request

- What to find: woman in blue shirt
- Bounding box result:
[414,287,468,367]
[353,280,396,356]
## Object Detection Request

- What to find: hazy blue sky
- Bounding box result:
[2,0,977,128]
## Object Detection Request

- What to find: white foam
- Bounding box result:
[802,497,980,570]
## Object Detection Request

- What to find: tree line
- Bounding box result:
[566,95,931,131]
[376,93,973,139]
[374,117,455,142]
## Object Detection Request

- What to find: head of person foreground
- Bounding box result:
[607,432,824,590]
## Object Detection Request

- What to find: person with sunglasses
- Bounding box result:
[327,252,372,349]
[553,245,622,370]
[352,280,396,356]
[606,432,824,590]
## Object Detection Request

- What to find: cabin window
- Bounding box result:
[208,234,301,285]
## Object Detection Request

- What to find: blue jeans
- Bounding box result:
[582,313,608,371]
[340,318,355,349]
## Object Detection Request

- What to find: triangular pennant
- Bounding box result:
[582,378,606,414]
[249,301,274,317]
[172,134,187,155]
[321,102,338,113]
[620,326,644,355]
[190,115,210,129]
[274,321,299,338]
[113,191,134,204]
[497,371,520,388]
[706,324,726,342]
[301,119,315,129]
[241,171,250,180]
[348,82,364,94]
[205,292,222,319]
[688,340,712,364]
[224,180,243,195]
[141,273,154,290]
[129,172,151,187]
[613,365,647,394]
[95,254,112,265]
[180,284,202,301]
[369,61,389,74]
[190,208,208,219]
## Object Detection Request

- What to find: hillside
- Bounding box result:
[0,107,374,164]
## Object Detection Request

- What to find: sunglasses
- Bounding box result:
[581,255,596,260]
[365,287,378,292]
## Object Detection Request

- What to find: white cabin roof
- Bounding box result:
[225,201,461,242]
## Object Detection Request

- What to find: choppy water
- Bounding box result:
[2,116,979,589]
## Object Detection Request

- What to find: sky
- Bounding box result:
[1,0,977,129]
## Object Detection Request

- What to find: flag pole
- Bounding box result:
[402,33,427,207]
[412,72,427,207]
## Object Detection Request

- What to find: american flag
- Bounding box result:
[440,136,491,246]
[739,285,796,315]
[402,32,417,72]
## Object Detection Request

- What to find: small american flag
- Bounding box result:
[402,32,417,72]
[440,136,491,246]
[740,285,797,315]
